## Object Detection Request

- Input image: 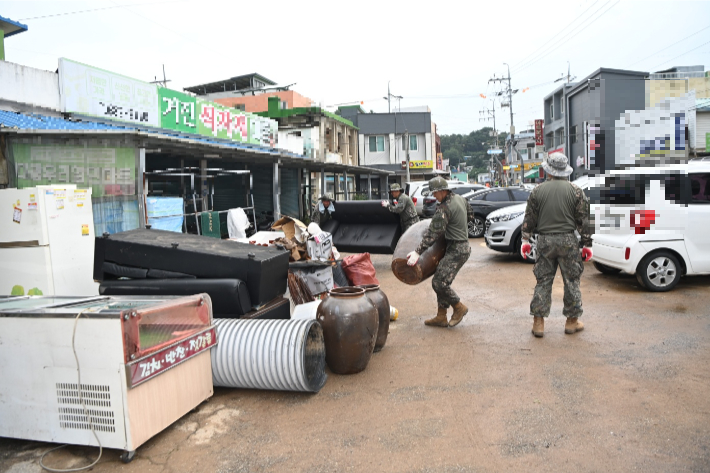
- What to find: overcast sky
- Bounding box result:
[3,0,710,135]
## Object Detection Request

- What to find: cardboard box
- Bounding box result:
[271,216,308,243]
[307,232,333,261]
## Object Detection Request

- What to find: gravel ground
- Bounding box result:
[1,240,709,472]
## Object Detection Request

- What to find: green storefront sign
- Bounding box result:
[12,143,136,197]
[159,88,197,134]
[196,100,250,143]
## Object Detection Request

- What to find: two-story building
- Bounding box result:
[338,106,443,190]
[542,68,649,179]
[542,82,576,157]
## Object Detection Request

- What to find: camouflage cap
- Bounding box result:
[542,152,573,177]
[319,194,333,201]
[389,183,402,192]
[428,176,449,192]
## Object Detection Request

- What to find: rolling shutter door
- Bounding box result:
[280,167,300,219]
[251,165,274,217]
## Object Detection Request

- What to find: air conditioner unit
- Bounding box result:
[0,294,215,463]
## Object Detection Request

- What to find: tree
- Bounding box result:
[444,148,463,168]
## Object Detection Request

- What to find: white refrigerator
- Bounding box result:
[0,185,98,296]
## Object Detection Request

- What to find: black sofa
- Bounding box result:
[319,200,402,254]
[94,228,290,319]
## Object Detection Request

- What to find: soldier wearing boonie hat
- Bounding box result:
[521,153,593,338]
[382,183,420,233]
[406,177,474,328]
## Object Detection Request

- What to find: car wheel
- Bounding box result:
[593,261,621,275]
[516,233,538,264]
[469,216,485,238]
[636,251,681,292]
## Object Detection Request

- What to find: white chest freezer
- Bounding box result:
[0,185,98,296]
[0,294,216,462]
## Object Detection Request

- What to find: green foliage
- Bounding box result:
[11,285,24,296]
[441,127,508,181]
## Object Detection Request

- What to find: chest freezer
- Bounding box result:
[0,294,217,461]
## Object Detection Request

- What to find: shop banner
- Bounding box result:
[12,143,136,197]
[59,58,278,148]
[59,58,160,127]
[409,160,433,169]
[523,161,542,171]
[534,119,544,145]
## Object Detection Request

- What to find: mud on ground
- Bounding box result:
[2,241,709,472]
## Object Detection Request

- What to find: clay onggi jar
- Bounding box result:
[316,287,378,375]
[358,284,390,352]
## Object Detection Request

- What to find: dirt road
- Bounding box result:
[2,241,710,473]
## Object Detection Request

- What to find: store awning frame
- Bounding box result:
[2,127,393,177]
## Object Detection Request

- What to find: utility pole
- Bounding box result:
[480,99,501,185]
[555,61,576,85]
[489,64,517,185]
[150,64,172,88]
[383,81,403,113]
[405,130,411,183]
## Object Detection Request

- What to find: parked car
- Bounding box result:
[421,184,487,218]
[592,160,710,292]
[404,181,429,216]
[465,187,532,238]
[405,180,473,217]
[483,176,601,263]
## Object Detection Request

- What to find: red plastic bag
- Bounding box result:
[341,253,379,286]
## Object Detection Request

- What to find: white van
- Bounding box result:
[592,159,710,291]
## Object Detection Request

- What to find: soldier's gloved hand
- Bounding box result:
[406,251,420,266]
[381,200,389,207]
[520,240,532,259]
[581,247,593,262]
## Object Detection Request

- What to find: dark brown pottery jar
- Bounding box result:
[316,287,378,374]
[358,284,390,352]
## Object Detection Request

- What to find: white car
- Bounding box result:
[484,176,601,263]
[592,160,710,292]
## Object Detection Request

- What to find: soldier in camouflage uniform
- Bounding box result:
[406,177,474,328]
[382,183,420,233]
[520,153,593,337]
[310,194,334,226]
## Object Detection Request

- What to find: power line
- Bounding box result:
[514,1,620,75]
[651,39,710,71]
[511,0,601,70]
[628,23,710,67]
[19,0,186,21]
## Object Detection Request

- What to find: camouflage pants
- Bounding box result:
[530,233,584,318]
[402,217,420,234]
[432,240,471,309]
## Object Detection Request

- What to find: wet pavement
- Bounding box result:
[2,240,710,472]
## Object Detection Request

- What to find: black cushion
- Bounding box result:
[329,223,401,254]
[99,278,251,317]
[330,201,400,225]
[101,262,148,279]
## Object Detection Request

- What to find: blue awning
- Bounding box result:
[0,16,28,37]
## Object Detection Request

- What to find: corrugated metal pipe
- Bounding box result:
[211,318,327,393]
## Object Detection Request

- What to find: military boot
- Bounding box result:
[565,317,584,334]
[532,316,544,338]
[425,308,449,327]
[449,302,468,327]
